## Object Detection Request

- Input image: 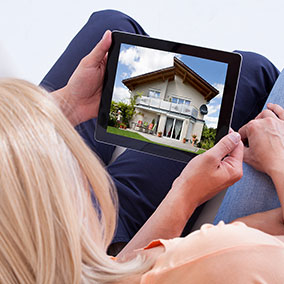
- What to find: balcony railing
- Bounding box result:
[136,96,198,118]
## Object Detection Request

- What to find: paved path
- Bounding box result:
[127,129,200,152]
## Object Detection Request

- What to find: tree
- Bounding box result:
[109,92,142,127]
[197,124,216,150]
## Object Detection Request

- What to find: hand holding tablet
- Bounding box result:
[96,31,242,162]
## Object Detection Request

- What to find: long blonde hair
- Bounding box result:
[0,79,150,283]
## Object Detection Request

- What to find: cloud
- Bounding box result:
[119,46,179,77]
[205,102,221,128]
[213,83,224,95]
[207,104,220,116]
[112,86,130,103]
[204,83,224,128]
[213,83,224,101]
[121,72,128,79]
[205,115,219,128]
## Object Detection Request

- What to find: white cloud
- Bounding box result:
[119,46,179,77]
[121,72,128,79]
[112,86,130,103]
[213,83,224,94]
[205,103,221,128]
[207,104,219,116]
[204,83,224,128]
[205,115,219,128]
[213,83,224,101]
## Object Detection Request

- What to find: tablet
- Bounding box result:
[96,31,242,163]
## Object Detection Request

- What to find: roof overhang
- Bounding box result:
[122,57,219,102]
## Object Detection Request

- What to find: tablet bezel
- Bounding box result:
[96,31,242,163]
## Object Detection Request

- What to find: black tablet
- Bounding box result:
[96,31,242,163]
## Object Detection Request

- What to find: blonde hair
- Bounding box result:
[0,79,150,283]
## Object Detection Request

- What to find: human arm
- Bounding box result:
[234,208,284,236]
[118,131,243,260]
[50,30,112,126]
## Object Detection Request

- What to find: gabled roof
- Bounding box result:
[122,57,219,102]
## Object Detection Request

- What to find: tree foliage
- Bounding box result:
[108,93,141,127]
[197,124,216,150]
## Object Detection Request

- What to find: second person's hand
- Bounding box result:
[239,103,284,176]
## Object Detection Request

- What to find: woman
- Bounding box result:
[40,10,280,251]
[1,12,284,282]
[1,80,284,283]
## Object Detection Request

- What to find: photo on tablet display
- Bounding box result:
[96,31,242,162]
[108,44,227,154]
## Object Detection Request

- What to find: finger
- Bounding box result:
[267,103,284,120]
[255,108,278,119]
[209,131,241,159]
[83,30,112,67]
[242,146,250,163]
[238,123,249,141]
[223,139,244,167]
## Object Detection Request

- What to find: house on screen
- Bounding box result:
[122,57,219,143]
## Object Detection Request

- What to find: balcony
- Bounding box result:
[136,96,198,118]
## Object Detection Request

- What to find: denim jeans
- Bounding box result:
[214,70,284,224]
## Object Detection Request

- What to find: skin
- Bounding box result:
[236,103,284,232]
[118,132,243,260]
[51,32,284,261]
[51,30,112,126]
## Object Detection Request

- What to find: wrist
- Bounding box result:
[266,160,284,179]
[170,178,199,219]
[50,86,79,126]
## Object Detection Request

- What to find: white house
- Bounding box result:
[122,57,219,143]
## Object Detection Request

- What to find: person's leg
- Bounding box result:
[214,68,284,224]
[40,10,148,165]
[231,50,280,131]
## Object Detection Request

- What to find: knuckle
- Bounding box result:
[246,120,256,132]
[265,116,276,126]
[262,109,271,117]
[204,151,218,163]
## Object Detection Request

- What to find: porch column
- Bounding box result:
[157,114,167,135]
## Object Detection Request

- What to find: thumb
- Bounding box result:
[210,132,241,159]
[84,30,112,66]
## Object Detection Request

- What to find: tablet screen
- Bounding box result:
[96,31,241,162]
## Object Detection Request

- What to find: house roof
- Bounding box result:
[122,57,219,102]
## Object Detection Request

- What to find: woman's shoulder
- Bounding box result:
[141,222,284,284]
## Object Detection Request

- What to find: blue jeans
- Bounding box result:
[40,10,280,242]
[214,70,284,224]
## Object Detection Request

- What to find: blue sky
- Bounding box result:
[113,44,228,128]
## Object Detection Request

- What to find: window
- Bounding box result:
[172,96,190,105]
[163,117,183,140]
[192,108,198,118]
[149,90,161,98]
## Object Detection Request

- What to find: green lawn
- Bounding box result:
[107,126,152,142]
[107,126,207,154]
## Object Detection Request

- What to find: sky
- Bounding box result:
[1,0,284,84]
[113,44,228,128]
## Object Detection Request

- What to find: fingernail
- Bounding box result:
[228,132,240,144]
